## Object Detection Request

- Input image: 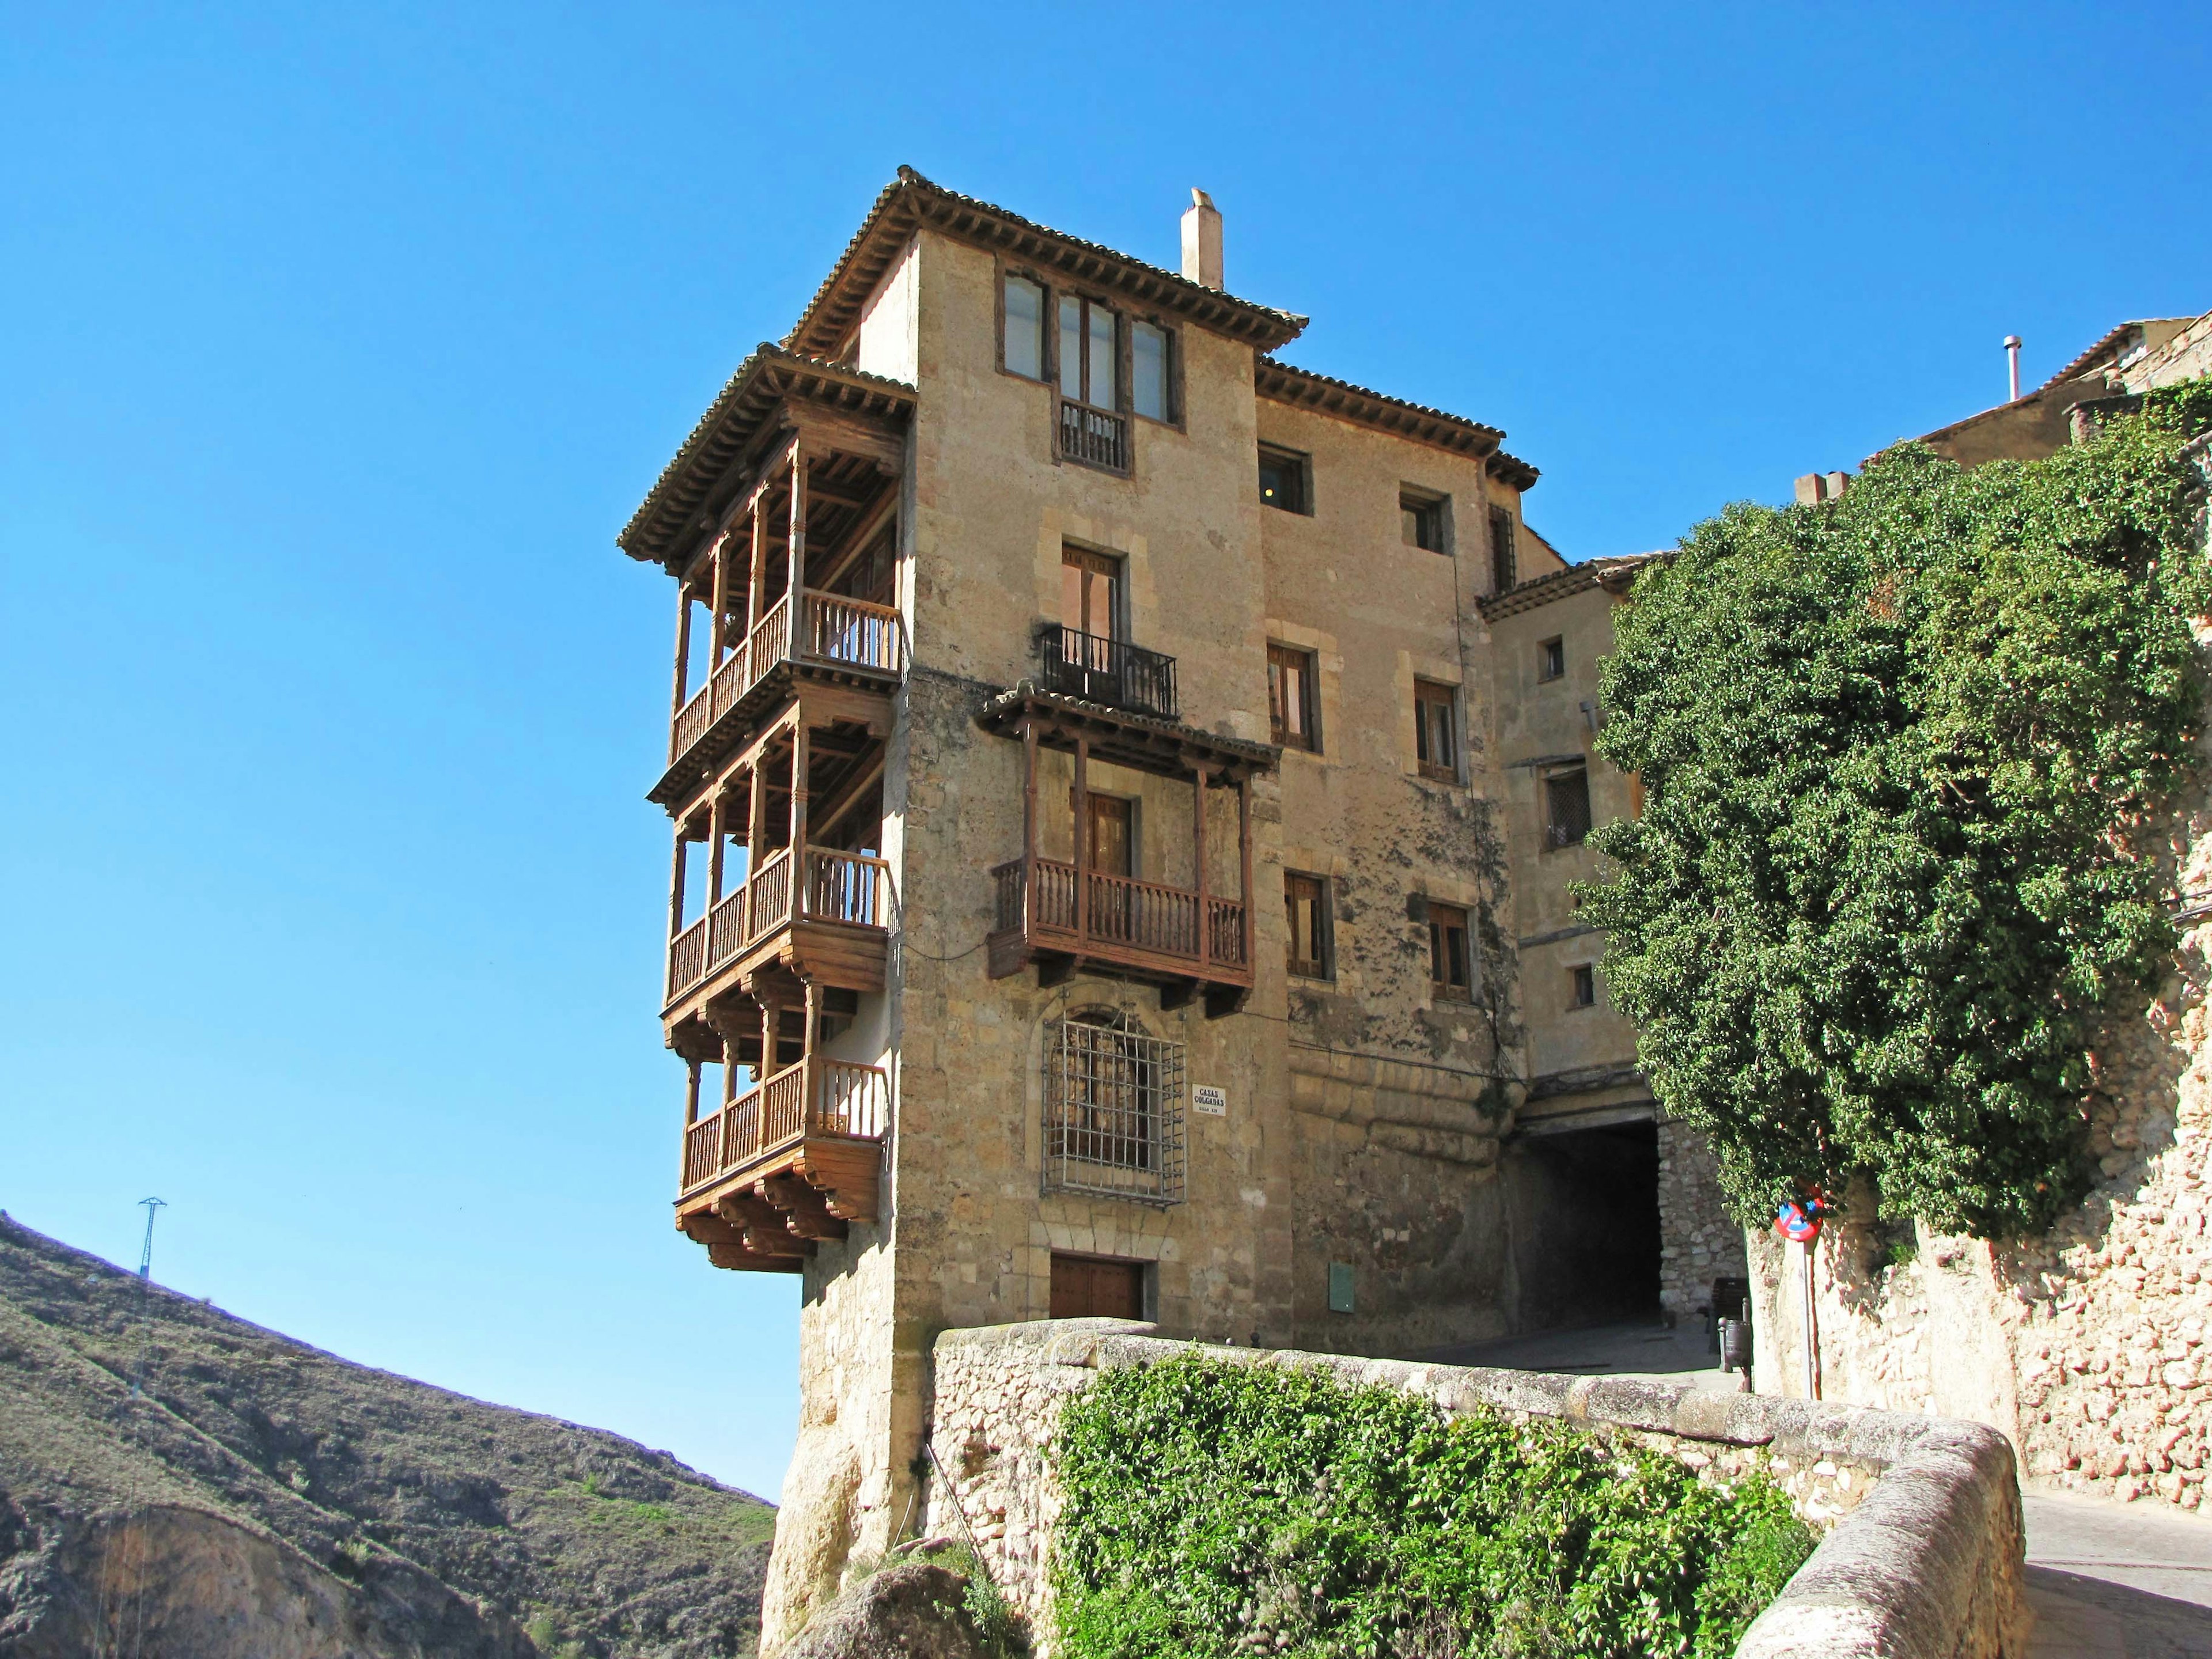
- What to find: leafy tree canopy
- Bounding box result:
[1580,381,2212,1238]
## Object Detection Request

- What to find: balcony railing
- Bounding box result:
[1056,399,1128,472]
[1036,626,1178,721]
[665,847,892,1003]
[681,1055,889,1196]
[668,590,904,764]
[991,855,1248,980]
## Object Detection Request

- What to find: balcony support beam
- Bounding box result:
[1072,735,1090,948]
[707,528,732,670]
[787,446,808,613]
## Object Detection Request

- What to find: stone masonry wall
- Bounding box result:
[1658,1117,1750,1320]
[924,1319,2028,1659]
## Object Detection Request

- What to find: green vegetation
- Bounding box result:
[1581,382,2212,1237]
[1051,1355,1810,1658]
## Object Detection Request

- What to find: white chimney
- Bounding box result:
[1181,189,1224,290]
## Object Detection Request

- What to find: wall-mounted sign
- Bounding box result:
[1192,1085,1228,1116]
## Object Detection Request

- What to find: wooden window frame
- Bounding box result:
[997,266,1050,384]
[1267,642,1321,752]
[1426,900,1474,1003]
[1127,313,1184,430]
[1413,679,1459,782]
[1259,443,1312,516]
[1285,870,1332,981]
[1400,486,1448,553]
[1538,635,1566,683]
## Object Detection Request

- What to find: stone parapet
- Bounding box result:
[925,1319,2029,1659]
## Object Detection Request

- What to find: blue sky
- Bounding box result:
[3,2,2205,1501]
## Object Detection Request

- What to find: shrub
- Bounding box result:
[1051,1355,1810,1658]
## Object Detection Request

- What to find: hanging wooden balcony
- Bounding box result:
[659,590,902,803]
[675,1055,888,1270]
[665,846,891,1013]
[989,855,1251,1002]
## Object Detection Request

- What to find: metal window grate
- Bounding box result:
[1046,1018,1185,1205]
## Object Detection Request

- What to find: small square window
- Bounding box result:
[1570,964,1596,1008]
[1268,643,1320,752]
[1286,872,1331,980]
[1539,636,1566,682]
[1546,768,1592,849]
[1400,488,1446,552]
[1259,444,1310,514]
[1428,901,1472,1002]
[1414,679,1458,781]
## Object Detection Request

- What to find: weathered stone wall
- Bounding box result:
[1658,1116,1750,1320]
[923,1319,2028,1659]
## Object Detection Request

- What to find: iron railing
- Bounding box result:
[1036,625,1178,721]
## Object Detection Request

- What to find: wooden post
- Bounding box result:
[670,582,694,721]
[789,718,812,911]
[747,503,768,650]
[706,533,731,671]
[1022,717,1039,909]
[684,1059,702,1127]
[668,830,689,941]
[1237,772,1253,969]
[788,448,809,656]
[706,791,728,907]
[802,979,822,1130]
[759,990,780,1083]
[722,1033,738,1104]
[1192,763,1210,964]
[1073,734,1090,948]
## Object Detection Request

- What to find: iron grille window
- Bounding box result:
[1546,767,1592,849]
[1046,1017,1185,1205]
[1490,506,1517,594]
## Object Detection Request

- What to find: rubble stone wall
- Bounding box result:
[925,1319,2028,1659]
[1658,1117,1751,1320]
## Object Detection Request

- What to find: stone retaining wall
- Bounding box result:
[923,1319,2029,1659]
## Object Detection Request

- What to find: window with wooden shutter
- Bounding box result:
[1285,872,1330,979]
[1414,680,1457,780]
[1268,644,1319,751]
[1428,902,1472,1001]
[1400,487,1446,552]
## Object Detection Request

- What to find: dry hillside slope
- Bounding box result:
[0,1214,773,1657]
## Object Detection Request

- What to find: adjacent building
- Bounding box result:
[612,170,1737,1642]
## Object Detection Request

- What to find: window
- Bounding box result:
[1546,767,1592,849]
[1539,636,1566,682]
[1050,1252,1146,1319]
[1059,293,1118,411]
[1285,872,1331,979]
[1259,444,1309,514]
[1267,644,1319,751]
[1570,964,1597,1009]
[1132,320,1172,422]
[1003,274,1045,380]
[1414,680,1458,781]
[1060,546,1122,642]
[1045,1014,1185,1204]
[1401,488,1446,552]
[1489,506,1517,593]
[1428,902,1472,1001]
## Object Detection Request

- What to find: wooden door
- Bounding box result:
[1087,795,1132,877]
[1050,1253,1145,1320]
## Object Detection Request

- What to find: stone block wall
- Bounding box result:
[1658,1117,1750,1320]
[923,1319,2028,1659]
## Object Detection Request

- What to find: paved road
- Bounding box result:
[1414,1317,1735,1381]
[2024,1490,2212,1658]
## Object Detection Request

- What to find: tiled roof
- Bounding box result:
[784,167,1308,361]
[2035,319,2196,394]
[1476,554,1658,622]
[1487,448,1540,491]
[616,346,915,567]
[1255,359,1507,462]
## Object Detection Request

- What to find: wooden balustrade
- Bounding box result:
[748,848,794,941]
[706,888,747,971]
[1057,400,1129,472]
[666,590,903,768]
[1207,896,1248,967]
[665,845,892,1005]
[990,855,1244,979]
[679,1056,890,1198]
[666,917,708,1001]
[805,849,889,927]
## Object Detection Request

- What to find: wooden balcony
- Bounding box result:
[1057,398,1128,473]
[675,1054,887,1272]
[665,846,889,1012]
[990,857,1249,998]
[658,589,902,806]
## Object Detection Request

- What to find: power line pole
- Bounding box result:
[129,1198,165,1397]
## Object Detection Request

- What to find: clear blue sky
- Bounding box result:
[3,2,2205,1502]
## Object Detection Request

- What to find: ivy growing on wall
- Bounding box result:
[1051,1354,1810,1658]
[1581,381,2212,1238]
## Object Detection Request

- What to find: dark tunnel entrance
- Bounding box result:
[1505,1116,1662,1332]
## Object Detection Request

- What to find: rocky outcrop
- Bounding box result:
[0,1214,775,1656]
[778,1563,988,1659]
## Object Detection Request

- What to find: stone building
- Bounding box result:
[611,170,1733,1644]
[1755,313,2212,1516]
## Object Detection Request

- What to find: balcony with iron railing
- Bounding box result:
[668,589,904,770]
[1036,625,1178,722]
[665,846,892,1007]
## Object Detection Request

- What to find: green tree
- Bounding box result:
[1579,383,2212,1237]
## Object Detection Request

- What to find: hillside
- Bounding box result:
[0,1214,774,1657]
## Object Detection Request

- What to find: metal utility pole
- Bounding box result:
[130,1199,166,1397]
[136,1198,165,1279]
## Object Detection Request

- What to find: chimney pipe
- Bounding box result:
[1181,189,1224,290]
[2004,335,2022,403]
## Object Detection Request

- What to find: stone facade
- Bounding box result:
[1658,1115,1748,1320]
[924,1319,2028,1659]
